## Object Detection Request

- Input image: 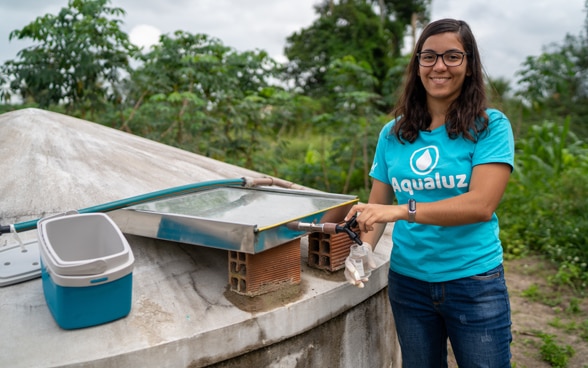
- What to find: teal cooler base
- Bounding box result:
[42,269,133,330]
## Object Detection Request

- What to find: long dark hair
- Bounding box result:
[392,18,488,143]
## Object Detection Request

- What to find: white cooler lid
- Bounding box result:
[0,239,41,287]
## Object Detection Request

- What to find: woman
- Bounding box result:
[345,18,514,367]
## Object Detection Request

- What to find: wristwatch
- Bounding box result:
[408,199,416,223]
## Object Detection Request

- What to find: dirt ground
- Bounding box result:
[505,257,587,368]
[448,256,588,368]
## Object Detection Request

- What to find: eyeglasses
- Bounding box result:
[417,51,469,67]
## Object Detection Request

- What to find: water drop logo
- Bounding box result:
[410,146,439,175]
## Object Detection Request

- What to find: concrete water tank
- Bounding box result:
[0,108,400,368]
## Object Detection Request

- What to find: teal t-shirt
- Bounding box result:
[370,108,515,282]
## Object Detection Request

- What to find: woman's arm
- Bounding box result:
[346,162,512,235]
[414,162,512,225]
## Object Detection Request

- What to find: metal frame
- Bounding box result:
[108,186,358,254]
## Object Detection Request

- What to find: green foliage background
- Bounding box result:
[1,0,587,293]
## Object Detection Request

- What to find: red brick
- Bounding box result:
[307,226,359,272]
[228,238,301,296]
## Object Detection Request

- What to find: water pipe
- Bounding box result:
[287,213,362,245]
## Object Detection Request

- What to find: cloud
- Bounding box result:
[429,0,586,82]
[0,0,585,86]
[129,24,161,50]
[115,0,318,59]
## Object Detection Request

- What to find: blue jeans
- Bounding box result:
[388,265,512,368]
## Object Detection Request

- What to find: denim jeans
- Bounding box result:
[388,265,512,368]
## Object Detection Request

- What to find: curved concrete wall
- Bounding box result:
[204,289,399,368]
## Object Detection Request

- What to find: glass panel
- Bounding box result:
[130,187,350,228]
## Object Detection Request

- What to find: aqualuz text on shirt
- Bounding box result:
[391,173,468,195]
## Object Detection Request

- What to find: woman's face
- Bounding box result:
[418,32,469,106]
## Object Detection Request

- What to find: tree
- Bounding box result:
[121,31,293,170]
[515,2,588,137]
[283,0,430,112]
[284,1,394,104]
[323,55,384,193]
[1,0,138,117]
[121,31,234,141]
[371,0,431,49]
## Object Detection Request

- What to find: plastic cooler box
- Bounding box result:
[38,212,134,329]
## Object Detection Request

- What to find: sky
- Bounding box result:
[0,0,586,85]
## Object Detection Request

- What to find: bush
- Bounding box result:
[499,120,588,293]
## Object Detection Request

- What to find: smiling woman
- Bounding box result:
[129,24,161,50]
[344,18,515,368]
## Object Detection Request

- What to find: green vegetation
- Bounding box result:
[1,0,137,117]
[515,271,586,367]
[1,0,587,293]
[538,333,575,368]
[499,119,588,293]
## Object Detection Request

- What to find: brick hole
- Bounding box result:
[321,239,330,253]
[310,253,319,265]
[309,238,320,252]
[230,277,247,292]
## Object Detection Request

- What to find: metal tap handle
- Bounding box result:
[336,214,362,245]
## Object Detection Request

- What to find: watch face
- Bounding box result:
[408,199,416,223]
[409,199,416,212]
